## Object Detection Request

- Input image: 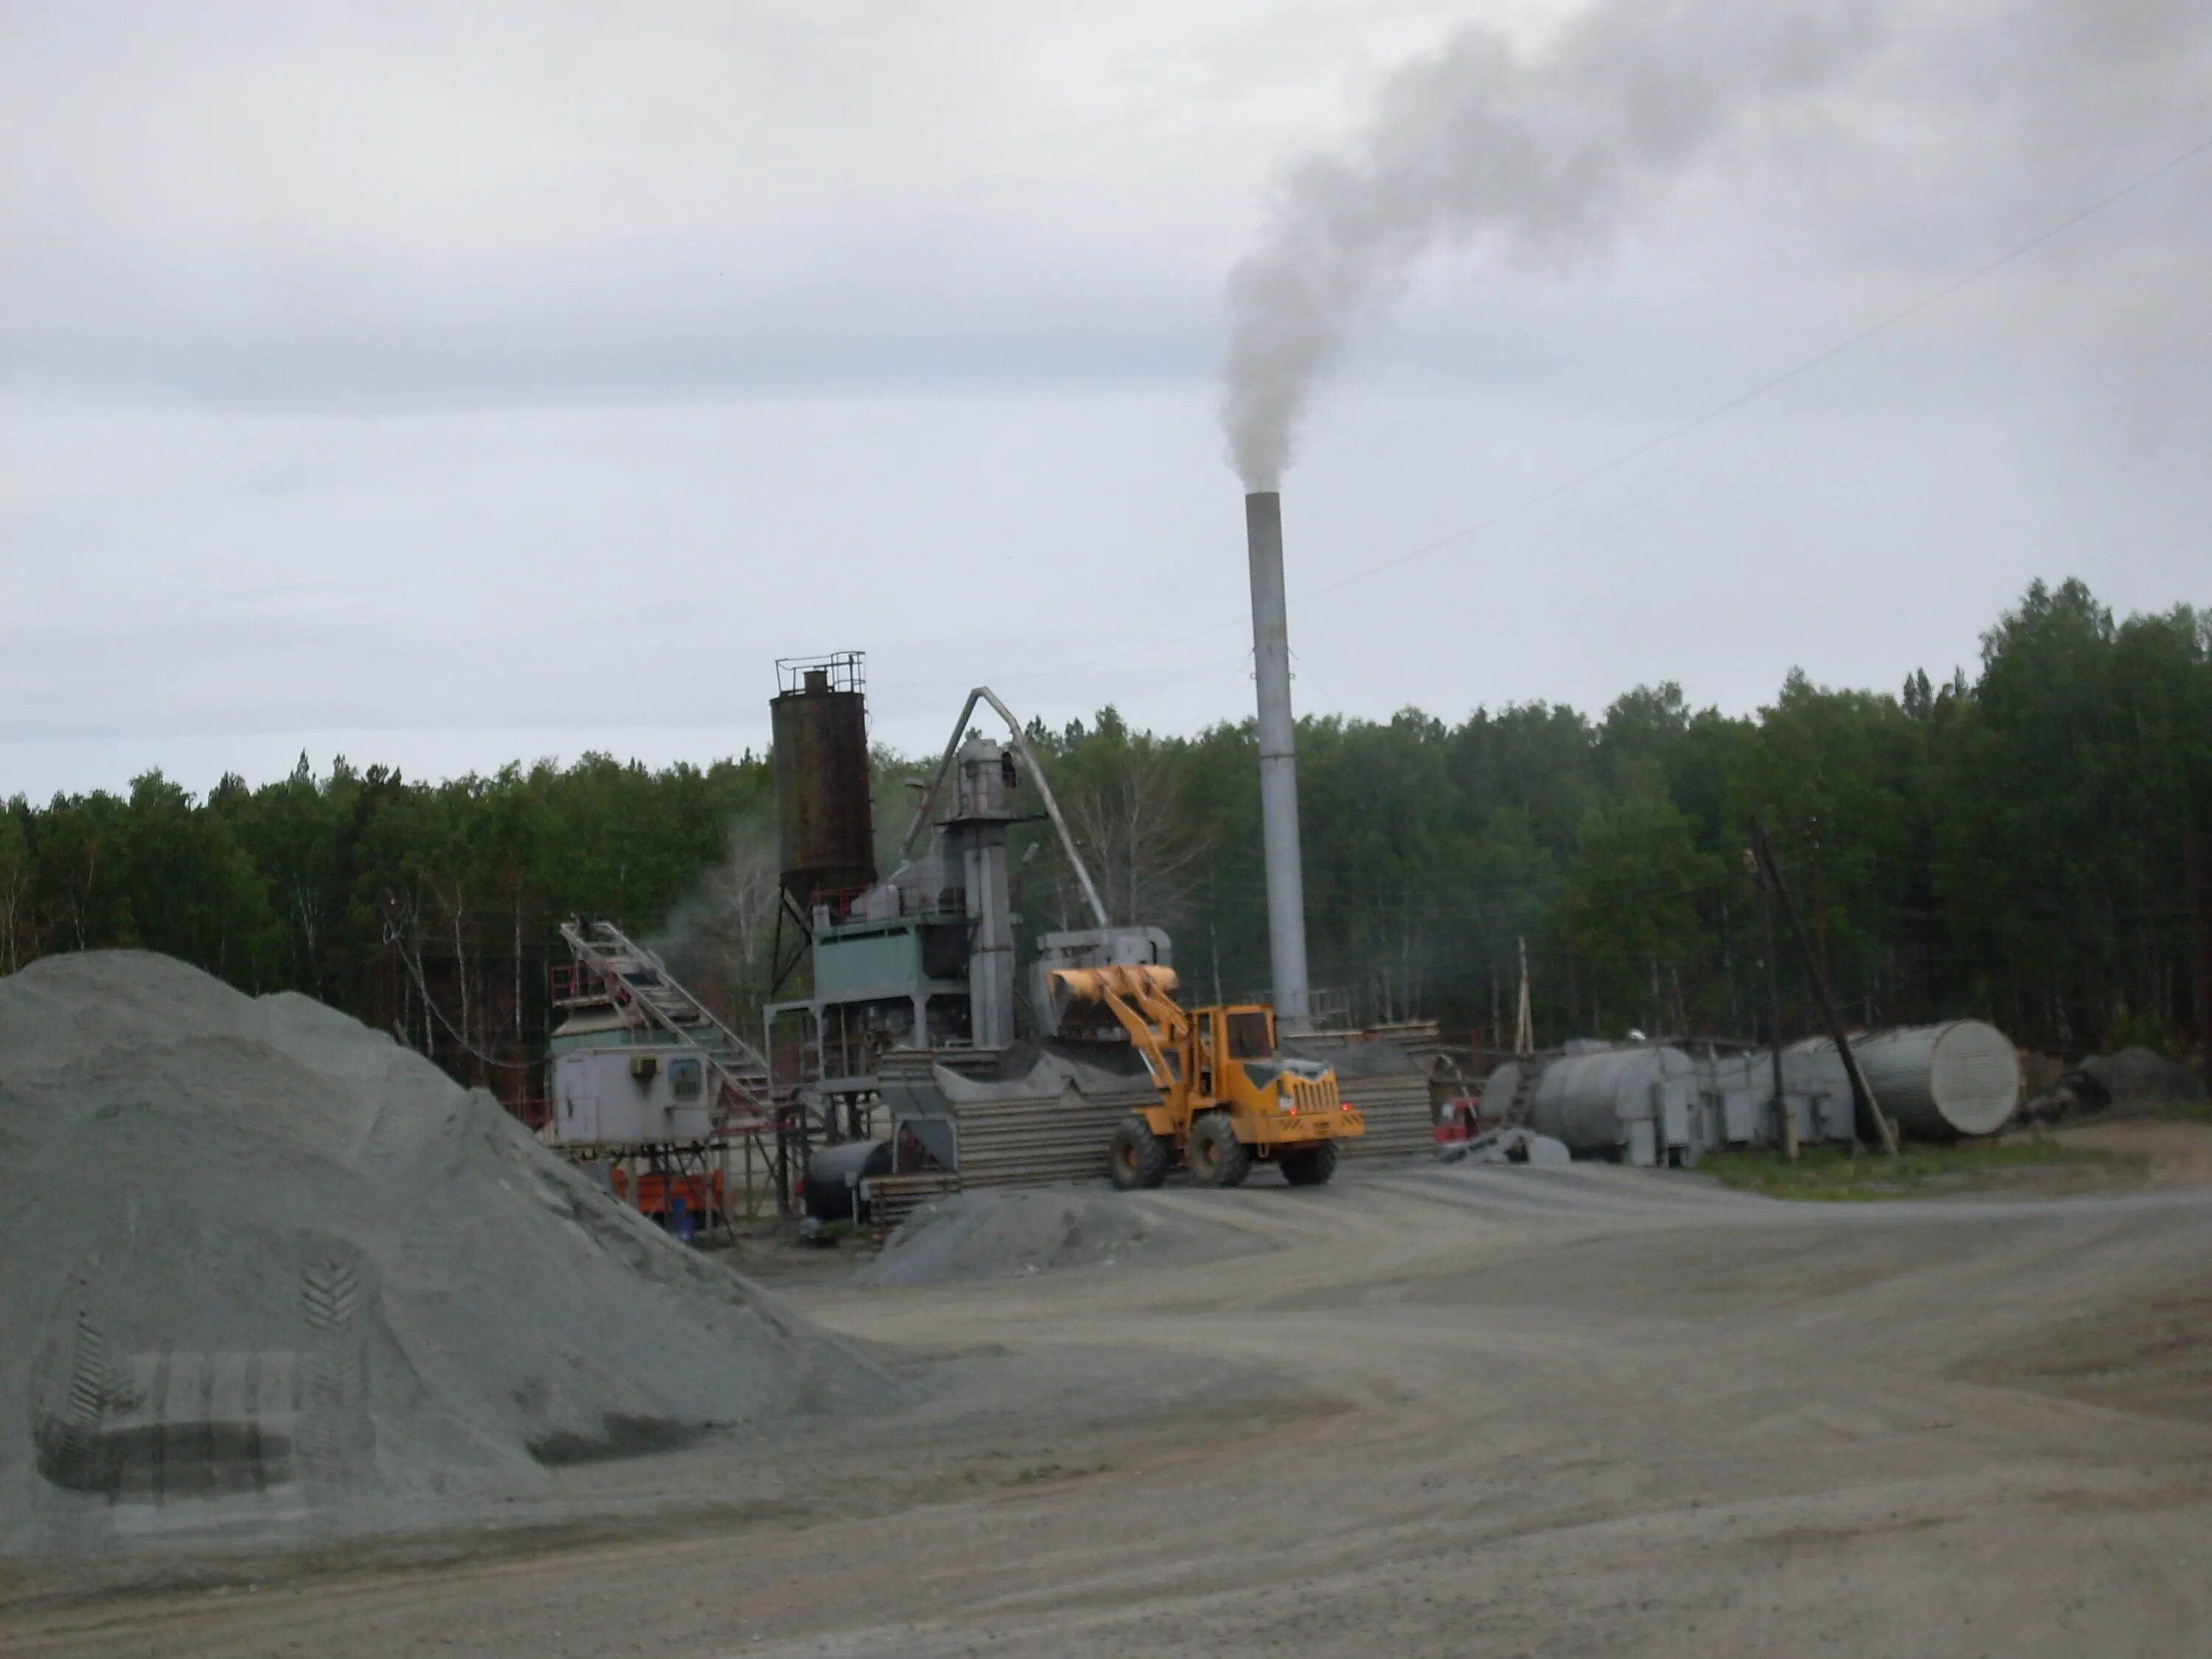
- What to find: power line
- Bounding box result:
[383,912,540,1075]
[1301,130,2212,602]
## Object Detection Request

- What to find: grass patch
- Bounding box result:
[1697,1135,2103,1202]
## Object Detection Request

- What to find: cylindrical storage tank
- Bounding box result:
[1527,1045,1696,1158]
[771,658,877,905]
[1482,1060,1526,1121]
[1792,1021,2020,1138]
[801,1138,894,1222]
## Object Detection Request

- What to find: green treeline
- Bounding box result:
[0,750,779,1096]
[1040,577,2211,1057]
[4,578,2207,1088]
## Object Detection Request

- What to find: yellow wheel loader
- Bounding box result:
[1043,964,1365,1190]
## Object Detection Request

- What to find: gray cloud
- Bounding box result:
[6,0,2207,419]
[1,1,2208,803]
[0,1,1253,408]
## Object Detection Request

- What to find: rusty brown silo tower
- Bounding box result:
[771,653,877,911]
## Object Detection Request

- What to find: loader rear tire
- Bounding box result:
[1109,1116,1170,1191]
[1278,1141,1338,1187]
[1188,1112,1251,1189]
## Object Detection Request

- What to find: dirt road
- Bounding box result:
[7,1134,2212,1657]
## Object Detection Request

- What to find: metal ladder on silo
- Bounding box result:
[557,919,778,1131]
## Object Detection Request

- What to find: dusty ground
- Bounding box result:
[2050,1116,2212,1189]
[6,1124,2212,1658]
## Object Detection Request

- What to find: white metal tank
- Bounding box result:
[1790,1021,2020,1138]
[1482,1060,1526,1116]
[1527,1045,1700,1165]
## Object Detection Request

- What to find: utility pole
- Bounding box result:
[1807,815,1829,990]
[1749,848,1795,1164]
[1722,889,1742,1038]
[1514,936,1534,1058]
[1753,816,1898,1156]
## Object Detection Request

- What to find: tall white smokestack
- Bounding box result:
[1245,490,1311,1032]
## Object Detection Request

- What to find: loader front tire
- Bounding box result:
[1278,1141,1339,1187]
[1109,1116,1170,1191]
[1188,1112,1251,1189]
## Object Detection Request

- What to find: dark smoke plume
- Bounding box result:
[1220,1,1882,489]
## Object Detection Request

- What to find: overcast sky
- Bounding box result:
[4,0,2208,801]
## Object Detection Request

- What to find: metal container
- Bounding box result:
[1527,1044,1700,1166]
[549,1046,716,1146]
[771,654,876,905]
[1790,1021,2020,1138]
[1695,1049,1854,1147]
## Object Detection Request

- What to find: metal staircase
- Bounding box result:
[557,919,777,1132]
[1498,1058,1544,1126]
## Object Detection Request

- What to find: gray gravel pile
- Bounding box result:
[0,952,888,1554]
[2079,1046,2207,1107]
[860,1188,1259,1287]
[2027,1045,2207,1122]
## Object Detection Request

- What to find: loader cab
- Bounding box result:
[1193,1006,1276,1100]
[1192,1005,1279,1108]
[1225,1007,1274,1060]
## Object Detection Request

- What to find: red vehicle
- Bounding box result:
[611,1166,726,1231]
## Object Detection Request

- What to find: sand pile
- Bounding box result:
[0,952,888,1554]
[860,1189,1259,1287]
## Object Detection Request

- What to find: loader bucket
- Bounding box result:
[1043,963,1180,1039]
